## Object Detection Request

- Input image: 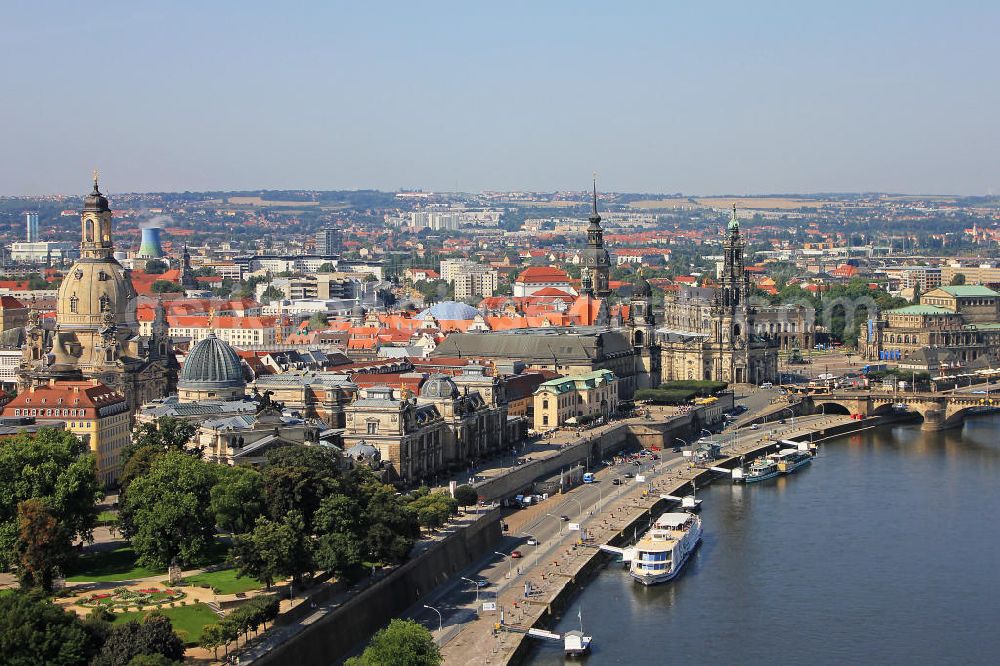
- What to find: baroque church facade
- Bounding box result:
[658,207,778,385]
[20,178,178,412]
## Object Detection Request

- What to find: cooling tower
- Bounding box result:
[137,227,165,258]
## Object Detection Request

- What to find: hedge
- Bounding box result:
[634,388,698,404]
[659,380,728,396]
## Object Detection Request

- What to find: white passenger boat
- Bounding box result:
[740,456,781,483]
[629,512,702,585]
[770,448,813,474]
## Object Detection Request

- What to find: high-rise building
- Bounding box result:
[316,227,343,255]
[25,211,39,242]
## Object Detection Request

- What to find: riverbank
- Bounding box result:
[501,413,895,665]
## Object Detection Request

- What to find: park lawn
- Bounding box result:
[183,569,262,594]
[97,510,118,523]
[113,602,219,645]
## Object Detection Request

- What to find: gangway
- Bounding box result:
[598,544,635,562]
[527,628,562,642]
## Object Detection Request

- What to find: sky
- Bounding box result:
[1,1,998,196]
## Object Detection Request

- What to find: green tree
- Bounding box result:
[228,511,312,588]
[27,274,50,290]
[362,484,420,564]
[312,494,363,573]
[453,485,478,510]
[262,446,343,530]
[0,590,100,665]
[950,273,966,285]
[119,452,219,568]
[199,624,225,661]
[0,429,102,572]
[16,498,71,592]
[127,417,198,460]
[307,312,329,330]
[119,446,165,496]
[210,465,265,534]
[126,655,178,666]
[345,619,441,666]
[93,613,184,666]
[144,260,168,275]
[259,285,284,304]
[150,280,185,294]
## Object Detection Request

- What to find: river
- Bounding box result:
[527,414,1000,665]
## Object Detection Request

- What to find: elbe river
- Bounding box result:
[528,414,1000,665]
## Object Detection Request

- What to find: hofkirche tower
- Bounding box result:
[581,179,612,297]
[20,176,177,412]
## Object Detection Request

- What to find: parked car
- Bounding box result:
[511,550,523,559]
[750,423,760,430]
[612,479,624,485]
[560,514,570,521]
[672,446,683,453]
[475,579,490,588]
[624,473,635,479]
[526,537,539,546]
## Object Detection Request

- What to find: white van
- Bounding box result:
[760,382,773,389]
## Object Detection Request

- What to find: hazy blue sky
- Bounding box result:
[2,1,997,196]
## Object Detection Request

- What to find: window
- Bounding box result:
[542,399,549,409]
[542,415,549,425]
[367,422,378,435]
[70,295,79,313]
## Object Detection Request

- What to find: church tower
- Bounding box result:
[713,205,753,383]
[582,179,611,297]
[627,271,660,388]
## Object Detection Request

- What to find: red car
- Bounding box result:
[511,550,523,559]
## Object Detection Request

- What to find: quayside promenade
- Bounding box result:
[433,412,866,665]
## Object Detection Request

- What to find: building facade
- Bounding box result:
[532,369,619,431]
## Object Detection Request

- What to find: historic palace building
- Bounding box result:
[20,178,177,413]
[658,207,779,384]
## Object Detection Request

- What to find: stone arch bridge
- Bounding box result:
[806,392,1000,431]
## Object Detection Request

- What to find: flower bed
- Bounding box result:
[80,585,186,609]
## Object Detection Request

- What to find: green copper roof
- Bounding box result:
[888,304,955,316]
[936,285,999,297]
[728,204,740,231]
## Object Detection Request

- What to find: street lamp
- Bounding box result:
[460,577,480,603]
[545,512,563,536]
[494,551,511,578]
[567,496,584,519]
[423,604,442,633]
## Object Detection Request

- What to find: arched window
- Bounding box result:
[69,294,79,314]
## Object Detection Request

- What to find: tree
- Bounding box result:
[199,624,225,661]
[125,655,178,666]
[119,446,165,496]
[307,312,329,331]
[262,446,343,530]
[228,511,312,588]
[16,499,71,592]
[312,494,363,574]
[345,619,441,666]
[453,485,478,511]
[210,466,265,534]
[127,417,198,459]
[0,429,102,573]
[144,260,168,275]
[150,280,184,294]
[0,590,100,665]
[93,613,184,666]
[119,452,219,568]
[407,492,457,531]
[361,484,420,564]
[259,285,284,304]
[950,273,966,285]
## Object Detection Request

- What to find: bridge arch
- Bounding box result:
[814,401,852,416]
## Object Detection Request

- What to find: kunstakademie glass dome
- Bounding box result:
[417,301,481,321]
[178,332,245,391]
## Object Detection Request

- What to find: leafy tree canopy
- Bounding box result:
[345,619,441,666]
[0,590,100,666]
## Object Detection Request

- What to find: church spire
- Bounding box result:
[589,174,601,226]
[728,203,740,232]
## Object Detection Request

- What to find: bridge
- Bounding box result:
[806,391,1000,431]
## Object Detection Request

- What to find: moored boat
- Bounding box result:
[629,512,702,585]
[771,448,813,474]
[740,456,781,483]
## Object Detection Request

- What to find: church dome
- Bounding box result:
[179,332,245,391]
[420,373,459,399]
[84,182,110,213]
[56,259,136,331]
[417,301,481,321]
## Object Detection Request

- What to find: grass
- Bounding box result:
[182,569,262,595]
[97,510,118,523]
[66,541,232,583]
[113,602,219,645]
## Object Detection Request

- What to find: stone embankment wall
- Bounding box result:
[254,510,502,666]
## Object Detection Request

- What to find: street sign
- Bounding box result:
[636,475,646,483]
[568,523,581,531]
[482,601,497,612]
